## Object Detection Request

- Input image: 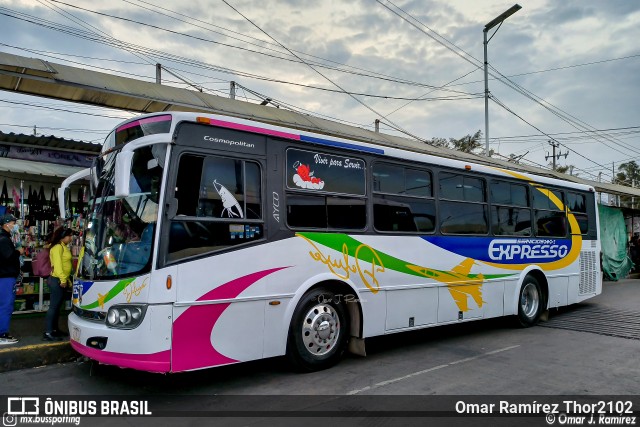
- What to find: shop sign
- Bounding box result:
[0,144,95,167]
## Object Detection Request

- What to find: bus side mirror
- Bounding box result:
[114,151,135,198]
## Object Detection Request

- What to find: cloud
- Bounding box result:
[0,0,638,181]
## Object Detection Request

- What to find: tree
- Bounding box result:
[616,161,640,208]
[616,161,640,186]
[450,130,483,153]
[427,130,484,154]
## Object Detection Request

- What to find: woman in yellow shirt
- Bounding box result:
[44,227,73,342]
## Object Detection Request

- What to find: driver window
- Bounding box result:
[169,153,263,262]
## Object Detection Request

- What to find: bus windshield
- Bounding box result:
[78,145,164,280]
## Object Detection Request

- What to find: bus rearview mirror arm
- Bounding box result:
[58,168,91,219]
[165,197,178,219]
[114,151,135,198]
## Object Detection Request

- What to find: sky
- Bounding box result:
[0,0,639,184]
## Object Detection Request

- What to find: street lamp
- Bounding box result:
[483,4,522,157]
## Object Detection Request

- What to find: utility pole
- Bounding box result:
[230,81,236,100]
[156,63,161,84]
[545,140,568,170]
[483,4,522,157]
[598,172,603,204]
[375,119,380,133]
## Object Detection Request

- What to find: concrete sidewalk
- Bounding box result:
[0,313,80,373]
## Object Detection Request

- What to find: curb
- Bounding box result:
[0,341,81,373]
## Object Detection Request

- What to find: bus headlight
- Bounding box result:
[106,304,147,329]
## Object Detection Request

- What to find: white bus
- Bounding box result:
[61,111,601,373]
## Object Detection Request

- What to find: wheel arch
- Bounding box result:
[514,267,549,312]
[284,275,364,341]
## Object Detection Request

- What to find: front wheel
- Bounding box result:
[516,275,544,327]
[286,288,349,372]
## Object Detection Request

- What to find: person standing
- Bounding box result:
[43,227,73,341]
[0,214,23,345]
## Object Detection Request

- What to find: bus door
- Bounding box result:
[161,122,269,371]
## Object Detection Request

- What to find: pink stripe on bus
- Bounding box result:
[70,340,171,373]
[208,118,301,140]
[171,267,289,372]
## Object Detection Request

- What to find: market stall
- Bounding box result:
[0,131,100,314]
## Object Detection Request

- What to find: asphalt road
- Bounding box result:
[1,279,639,426]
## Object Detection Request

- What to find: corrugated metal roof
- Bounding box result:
[0,131,101,153]
[1,51,638,197]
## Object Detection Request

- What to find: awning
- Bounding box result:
[0,157,85,178]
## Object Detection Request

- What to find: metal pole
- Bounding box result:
[482,5,521,157]
[484,29,490,157]
[598,172,603,204]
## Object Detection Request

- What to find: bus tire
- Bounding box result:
[286,288,349,372]
[516,275,543,327]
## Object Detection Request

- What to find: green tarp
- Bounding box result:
[599,204,633,281]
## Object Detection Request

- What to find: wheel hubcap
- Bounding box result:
[301,302,340,356]
[520,283,539,319]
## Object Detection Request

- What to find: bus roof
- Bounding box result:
[120,111,595,192]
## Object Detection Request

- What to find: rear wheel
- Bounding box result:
[516,275,544,327]
[286,288,349,372]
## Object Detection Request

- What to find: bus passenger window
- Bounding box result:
[372,163,434,234]
[440,201,488,234]
[535,211,566,237]
[533,188,566,237]
[567,192,589,234]
[287,195,326,228]
[285,148,367,231]
[490,180,531,236]
[438,172,487,235]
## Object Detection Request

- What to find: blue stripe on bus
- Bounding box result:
[299,135,385,154]
[422,235,573,264]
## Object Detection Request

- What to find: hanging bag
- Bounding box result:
[50,187,59,220]
[32,247,52,277]
[0,180,6,215]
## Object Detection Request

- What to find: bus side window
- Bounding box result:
[567,191,589,235]
[490,180,531,236]
[285,148,366,231]
[372,163,435,233]
[533,188,566,238]
[439,172,488,235]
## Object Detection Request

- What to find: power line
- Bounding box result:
[0,122,110,134]
[490,95,614,181]
[220,0,428,143]
[0,8,481,102]
[376,0,640,164]
[44,1,476,97]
